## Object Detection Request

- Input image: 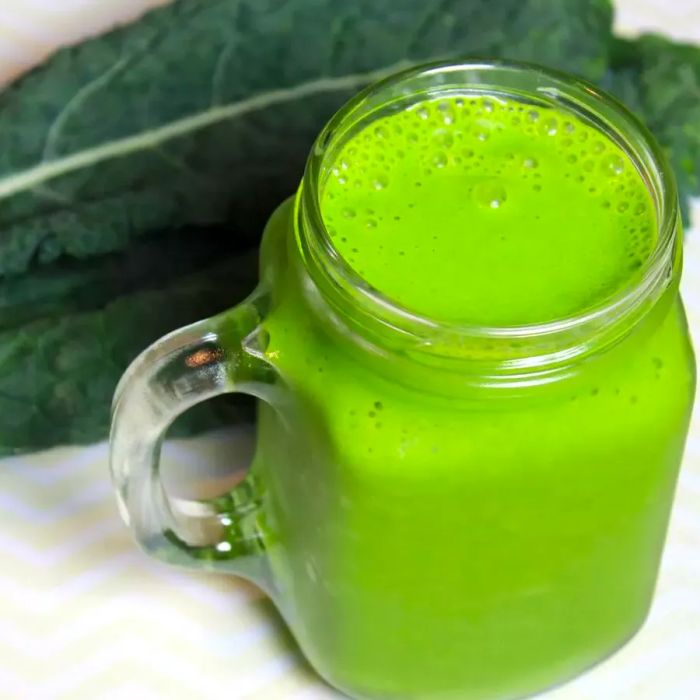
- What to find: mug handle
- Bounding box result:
[109,289,276,582]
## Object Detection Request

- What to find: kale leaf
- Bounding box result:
[0,0,618,450]
[604,35,700,223]
[0,0,613,277]
[0,253,257,454]
[0,224,248,331]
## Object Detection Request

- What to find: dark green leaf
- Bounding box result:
[0,0,613,276]
[0,224,248,330]
[604,35,700,223]
[0,254,257,454]
[0,0,617,451]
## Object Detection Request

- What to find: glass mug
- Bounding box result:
[110,61,695,700]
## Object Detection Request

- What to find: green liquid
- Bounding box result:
[322,95,656,326]
[253,94,695,700]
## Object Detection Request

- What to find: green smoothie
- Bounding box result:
[252,93,695,700]
[321,95,656,326]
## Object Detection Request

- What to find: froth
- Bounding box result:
[320,94,657,325]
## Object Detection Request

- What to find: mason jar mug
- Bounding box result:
[110,61,695,700]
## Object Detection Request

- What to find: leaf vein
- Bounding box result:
[41,56,132,163]
[210,37,239,107]
[0,60,412,202]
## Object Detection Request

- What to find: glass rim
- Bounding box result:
[295,59,680,370]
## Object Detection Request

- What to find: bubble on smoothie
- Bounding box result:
[432,151,448,168]
[592,141,605,155]
[566,154,578,164]
[474,180,507,209]
[342,207,357,219]
[434,129,454,148]
[373,175,389,190]
[539,118,558,136]
[438,101,456,124]
[522,156,538,169]
[415,105,430,120]
[366,218,378,229]
[601,154,625,176]
[617,201,630,213]
[527,109,540,122]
